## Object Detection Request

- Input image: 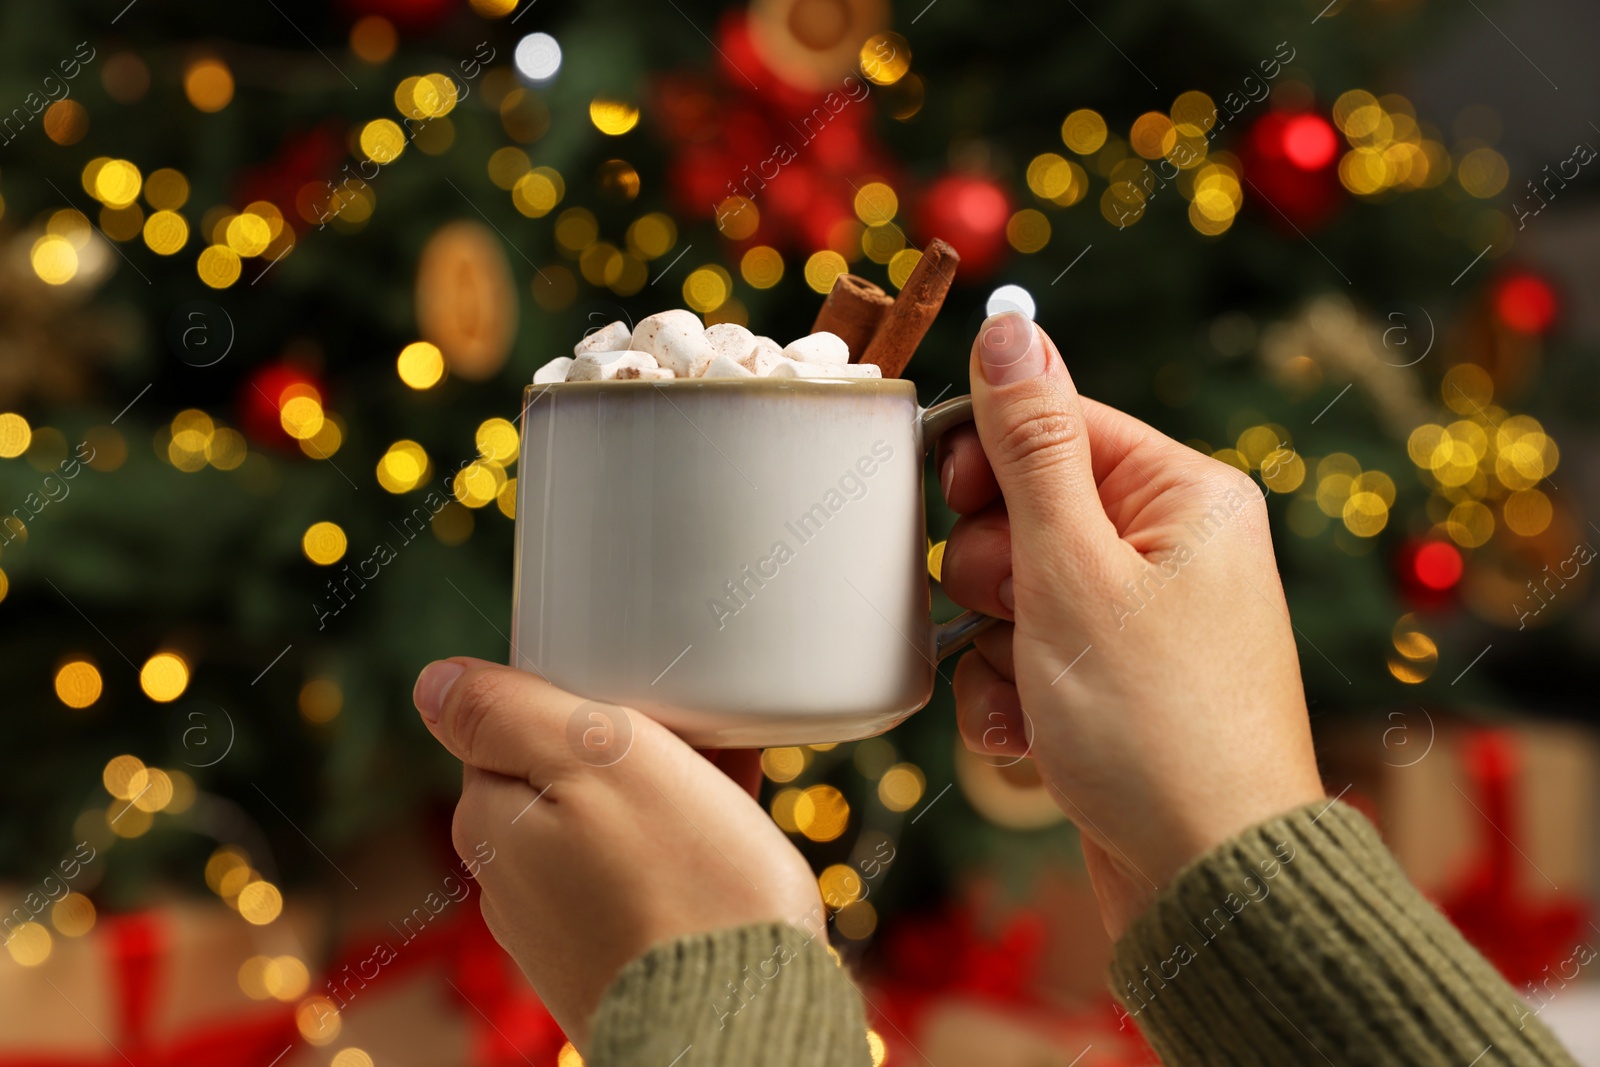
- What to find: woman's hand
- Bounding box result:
[937,312,1326,939]
[413,658,824,1050]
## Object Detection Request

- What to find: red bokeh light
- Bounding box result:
[1414,541,1464,591]
[1282,114,1338,171]
[1493,273,1558,334]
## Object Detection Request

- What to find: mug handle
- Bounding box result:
[920,395,997,661]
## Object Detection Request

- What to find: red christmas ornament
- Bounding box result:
[1493,272,1559,334]
[917,174,1011,279]
[1413,541,1464,591]
[1242,110,1342,232]
[1281,114,1338,171]
[1396,538,1463,608]
[240,363,324,448]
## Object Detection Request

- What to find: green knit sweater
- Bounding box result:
[586,801,1578,1066]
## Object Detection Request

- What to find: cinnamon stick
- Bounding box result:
[811,273,894,363]
[860,239,960,379]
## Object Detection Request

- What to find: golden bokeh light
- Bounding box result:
[1502,488,1552,537]
[453,462,502,509]
[488,147,531,189]
[296,996,341,1045]
[302,521,348,565]
[349,16,398,64]
[683,265,731,313]
[1342,491,1389,537]
[761,747,807,783]
[32,235,79,285]
[52,893,97,937]
[804,251,848,294]
[513,168,563,217]
[359,118,406,164]
[795,784,850,842]
[108,800,153,839]
[818,864,863,909]
[44,99,89,145]
[226,213,272,257]
[0,413,31,457]
[5,923,51,967]
[143,210,190,255]
[888,248,921,290]
[740,245,784,289]
[299,677,343,724]
[769,787,804,832]
[860,33,911,85]
[853,182,898,224]
[132,767,175,812]
[198,245,242,289]
[1061,109,1108,155]
[185,58,235,112]
[927,539,946,582]
[206,847,249,893]
[476,418,519,463]
[1457,147,1509,198]
[238,880,284,925]
[1447,500,1494,547]
[396,341,445,389]
[497,478,517,519]
[103,754,147,799]
[835,899,877,940]
[627,213,677,260]
[55,659,103,709]
[144,168,190,210]
[377,440,430,493]
[589,99,639,135]
[878,763,926,811]
[280,395,325,440]
[140,653,190,702]
[331,1050,375,1067]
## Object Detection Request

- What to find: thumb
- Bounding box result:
[968,312,1119,573]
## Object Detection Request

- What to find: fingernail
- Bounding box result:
[998,576,1015,613]
[415,661,465,723]
[941,453,956,505]
[978,312,1044,386]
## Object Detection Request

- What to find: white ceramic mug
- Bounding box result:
[510,377,991,747]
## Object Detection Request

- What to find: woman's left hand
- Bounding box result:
[413,657,824,1051]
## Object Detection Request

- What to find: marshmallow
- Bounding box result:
[705,323,758,364]
[534,356,573,384]
[575,320,632,356]
[782,332,850,365]
[749,348,788,377]
[701,353,755,378]
[568,351,671,381]
[769,360,882,379]
[630,310,715,377]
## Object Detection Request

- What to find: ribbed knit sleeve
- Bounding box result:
[586,921,872,1067]
[1109,800,1579,1066]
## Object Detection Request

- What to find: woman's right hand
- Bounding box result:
[937,312,1326,939]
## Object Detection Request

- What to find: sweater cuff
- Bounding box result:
[587,921,872,1067]
[1109,800,1579,1067]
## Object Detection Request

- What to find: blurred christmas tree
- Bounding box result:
[0,0,1594,992]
